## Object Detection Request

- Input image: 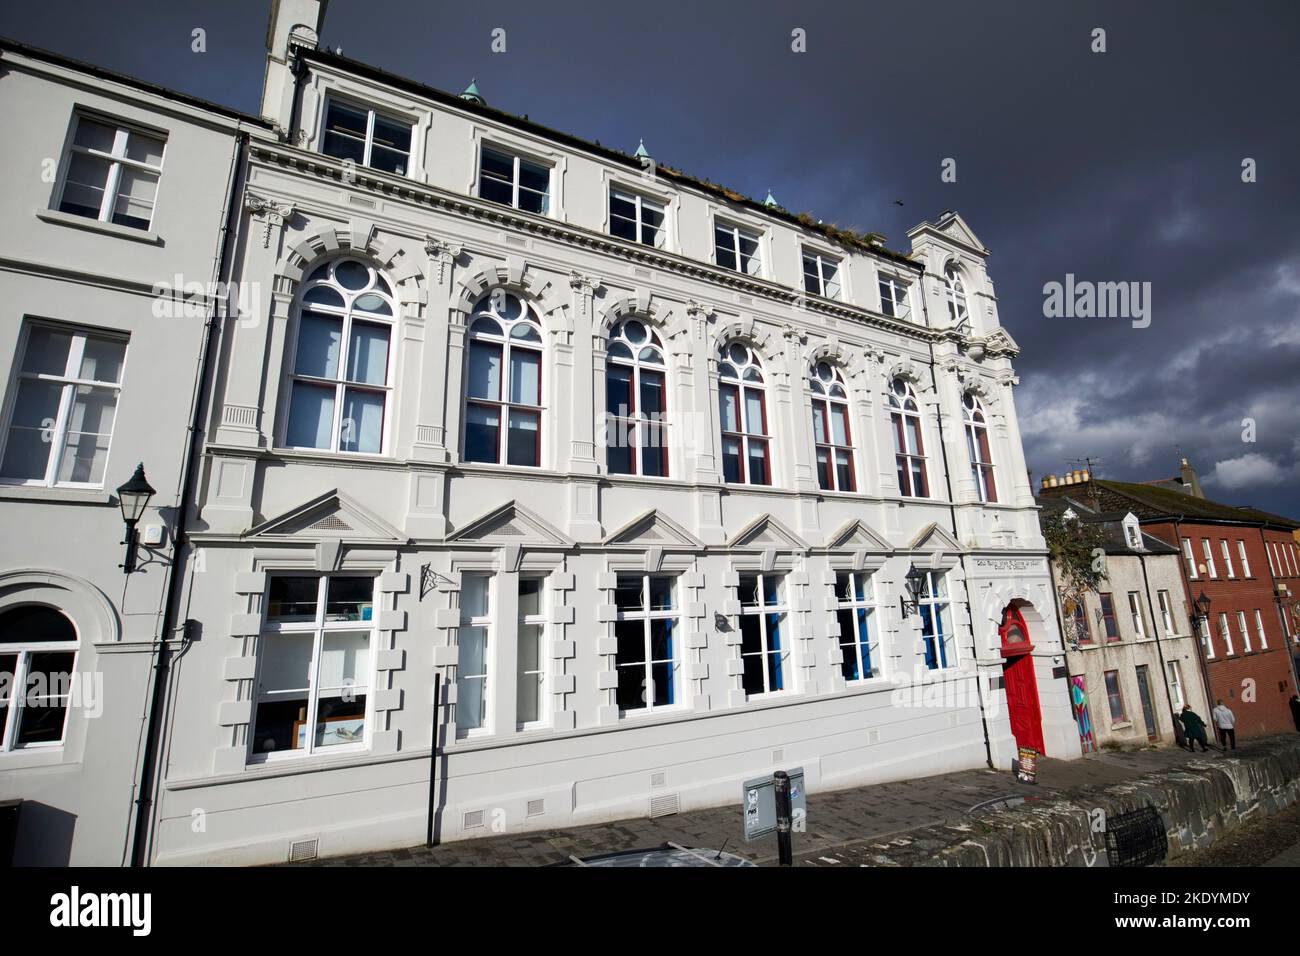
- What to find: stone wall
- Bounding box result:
[859,737,1300,866]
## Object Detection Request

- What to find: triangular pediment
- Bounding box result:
[604,509,704,548]
[449,500,574,547]
[246,490,407,542]
[728,513,809,550]
[907,522,962,554]
[824,518,893,552]
[937,211,986,254]
[980,327,1019,357]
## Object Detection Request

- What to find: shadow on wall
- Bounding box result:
[12,801,77,866]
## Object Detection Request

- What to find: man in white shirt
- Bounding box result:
[1211,699,1236,750]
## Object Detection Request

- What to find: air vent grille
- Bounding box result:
[649,793,680,818]
[463,809,485,829]
[650,771,667,789]
[526,799,545,817]
[289,838,319,863]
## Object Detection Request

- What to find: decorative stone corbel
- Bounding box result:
[244,194,296,249]
[424,234,464,286]
[568,271,602,319]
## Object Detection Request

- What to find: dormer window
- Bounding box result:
[321,99,412,176]
[1123,515,1143,550]
[878,276,911,320]
[714,222,762,276]
[478,146,550,214]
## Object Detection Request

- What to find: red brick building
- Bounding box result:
[1040,464,1299,738]
[1239,507,1300,684]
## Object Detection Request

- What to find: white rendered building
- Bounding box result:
[147,0,1078,865]
[0,40,254,864]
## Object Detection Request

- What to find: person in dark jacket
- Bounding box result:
[1290,694,1300,733]
[1179,705,1211,752]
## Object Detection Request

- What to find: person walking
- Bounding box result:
[1211,699,1236,751]
[1179,704,1211,752]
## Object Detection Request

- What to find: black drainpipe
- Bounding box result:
[1137,548,1179,736]
[917,280,993,769]
[130,130,249,867]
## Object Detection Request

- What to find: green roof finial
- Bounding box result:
[460,79,486,106]
[763,189,779,208]
[634,138,650,159]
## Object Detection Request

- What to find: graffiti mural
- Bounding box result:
[1069,674,1096,754]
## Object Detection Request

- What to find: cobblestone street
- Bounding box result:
[305,740,1264,867]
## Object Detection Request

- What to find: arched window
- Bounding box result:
[717,341,771,485]
[944,263,968,323]
[284,258,395,454]
[888,377,929,497]
[606,318,668,477]
[463,290,543,467]
[808,361,855,492]
[0,605,78,750]
[962,392,997,502]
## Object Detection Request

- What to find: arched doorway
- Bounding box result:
[999,604,1045,755]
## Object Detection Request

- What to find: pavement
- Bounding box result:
[303,739,1268,867]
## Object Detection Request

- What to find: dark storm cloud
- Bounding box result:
[5,0,1297,512]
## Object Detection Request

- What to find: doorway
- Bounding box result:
[1135,664,1159,741]
[999,604,1045,755]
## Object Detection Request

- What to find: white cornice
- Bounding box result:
[245,139,946,345]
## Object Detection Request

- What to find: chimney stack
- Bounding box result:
[1179,457,1204,498]
[261,0,329,130]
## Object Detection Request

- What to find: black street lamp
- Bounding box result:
[1193,590,1212,620]
[115,462,156,573]
[900,563,928,619]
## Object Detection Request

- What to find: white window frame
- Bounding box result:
[1202,538,1217,579]
[738,572,789,698]
[808,362,855,493]
[801,248,842,299]
[919,570,954,670]
[834,570,879,682]
[943,262,968,323]
[962,392,997,503]
[717,341,773,486]
[477,143,552,215]
[1237,609,1251,652]
[608,187,666,248]
[878,274,912,320]
[1254,608,1269,649]
[281,259,397,457]
[456,572,493,737]
[0,610,79,753]
[613,573,681,715]
[252,575,376,762]
[1218,612,1233,656]
[1220,539,1235,578]
[1267,542,1278,577]
[605,318,670,478]
[462,291,546,468]
[889,378,929,498]
[1157,589,1175,636]
[1237,539,1251,577]
[516,575,548,730]
[1200,611,1215,659]
[320,96,413,176]
[713,220,763,277]
[0,323,127,489]
[55,114,166,230]
[1183,539,1198,578]
[1167,660,1185,710]
[1127,591,1147,639]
